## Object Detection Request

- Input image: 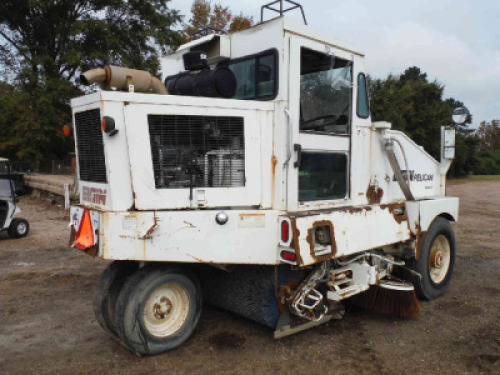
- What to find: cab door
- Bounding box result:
[288,36,353,211]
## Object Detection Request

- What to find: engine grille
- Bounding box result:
[148,115,245,189]
[74,109,107,183]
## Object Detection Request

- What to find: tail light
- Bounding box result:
[280,250,296,262]
[281,220,290,243]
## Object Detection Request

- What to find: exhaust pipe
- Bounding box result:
[80,66,168,95]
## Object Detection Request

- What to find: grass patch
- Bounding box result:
[467,175,500,181]
[449,175,500,183]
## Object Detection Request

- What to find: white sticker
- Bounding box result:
[123,216,137,230]
[238,214,265,228]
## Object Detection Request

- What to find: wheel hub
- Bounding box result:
[154,297,172,320]
[428,235,451,284]
[430,249,444,269]
[17,222,27,235]
[143,283,190,338]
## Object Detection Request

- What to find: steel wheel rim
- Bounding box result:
[143,283,190,338]
[429,235,451,284]
[17,222,27,235]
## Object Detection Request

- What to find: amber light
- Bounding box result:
[63,124,71,137]
[101,116,118,136]
[281,220,290,242]
[101,117,108,132]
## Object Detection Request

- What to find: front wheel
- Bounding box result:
[8,218,29,238]
[114,265,202,356]
[411,217,456,300]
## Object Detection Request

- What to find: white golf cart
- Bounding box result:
[0,158,29,238]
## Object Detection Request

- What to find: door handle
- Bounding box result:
[293,144,302,168]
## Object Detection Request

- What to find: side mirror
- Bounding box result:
[452,106,469,126]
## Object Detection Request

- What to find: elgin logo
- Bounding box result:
[82,186,107,205]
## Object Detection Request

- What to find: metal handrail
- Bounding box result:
[261,0,307,25]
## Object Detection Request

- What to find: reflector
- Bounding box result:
[74,209,94,250]
[63,124,71,137]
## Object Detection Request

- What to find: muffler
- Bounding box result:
[80,66,168,95]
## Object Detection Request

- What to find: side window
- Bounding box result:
[299,153,348,202]
[229,59,255,99]
[357,73,370,118]
[227,49,278,100]
[300,48,352,134]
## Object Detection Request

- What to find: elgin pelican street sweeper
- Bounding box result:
[68,1,462,356]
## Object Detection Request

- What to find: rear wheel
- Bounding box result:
[8,218,29,238]
[94,261,139,339]
[411,217,456,300]
[114,265,202,356]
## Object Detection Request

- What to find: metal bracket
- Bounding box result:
[261,0,307,25]
[293,144,302,168]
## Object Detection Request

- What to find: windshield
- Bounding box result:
[0,162,9,174]
[300,48,352,134]
[0,179,13,198]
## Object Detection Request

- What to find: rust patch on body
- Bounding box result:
[290,217,303,266]
[306,220,337,263]
[366,185,384,204]
[142,213,159,239]
[271,155,277,206]
[271,155,277,179]
[380,202,409,225]
[278,280,299,312]
[414,222,426,260]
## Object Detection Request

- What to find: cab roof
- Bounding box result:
[174,16,364,58]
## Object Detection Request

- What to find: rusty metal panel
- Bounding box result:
[289,203,411,266]
[98,209,281,264]
[406,197,459,235]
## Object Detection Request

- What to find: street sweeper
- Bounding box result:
[67,0,462,356]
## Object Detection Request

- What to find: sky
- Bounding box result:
[170,0,500,128]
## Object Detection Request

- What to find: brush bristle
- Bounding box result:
[350,286,421,318]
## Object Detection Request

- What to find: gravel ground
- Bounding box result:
[0,180,499,375]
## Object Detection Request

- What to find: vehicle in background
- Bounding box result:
[0,157,29,195]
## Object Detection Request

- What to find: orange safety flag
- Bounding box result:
[74,209,94,250]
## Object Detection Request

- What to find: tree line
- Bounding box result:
[369,67,498,176]
[0,0,251,165]
[0,1,496,176]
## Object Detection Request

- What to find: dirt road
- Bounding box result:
[1,180,499,375]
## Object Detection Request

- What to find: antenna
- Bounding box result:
[261,0,307,25]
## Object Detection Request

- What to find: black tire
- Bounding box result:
[411,217,456,300]
[114,264,202,356]
[94,261,139,339]
[8,218,29,238]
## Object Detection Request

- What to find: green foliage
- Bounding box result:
[368,66,480,177]
[475,150,500,175]
[0,0,182,164]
